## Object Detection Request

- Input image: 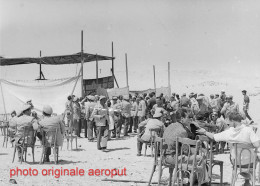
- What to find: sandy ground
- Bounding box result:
[0,130,260,186]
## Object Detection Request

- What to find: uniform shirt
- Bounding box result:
[190,97,199,115]
[170,100,179,113]
[39,116,65,146]
[180,96,190,107]
[139,118,164,142]
[15,115,39,142]
[121,100,131,118]
[214,124,260,165]
[243,95,250,110]
[138,100,146,117]
[163,122,188,155]
[72,102,81,120]
[85,101,97,121]
[91,102,109,127]
[131,101,138,117]
[209,98,218,112]
[221,101,239,118]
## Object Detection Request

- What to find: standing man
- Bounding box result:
[121,95,131,136]
[111,96,122,138]
[129,97,138,133]
[85,95,97,141]
[242,90,254,124]
[221,95,239,125]
[138,95,147,123]
[91,96,109,151]
[72,97,81,137]
[147,93,156,118]
[180,93,190,109]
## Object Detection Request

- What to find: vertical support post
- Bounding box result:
[0,81,7,120]
[81,30,84,97]
[112,42,114,75]
[168,62,170,88]
[39,50,42,79]
[96,54,98,88]
[153,65,156,94]
[125,53,129,87]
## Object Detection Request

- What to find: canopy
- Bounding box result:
[0,52,114,66]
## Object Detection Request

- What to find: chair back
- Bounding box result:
[175,137,201,179]
[21,126,35,147]
[41,128,58,147]
[153,136,167,163]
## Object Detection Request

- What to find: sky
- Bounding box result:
[1,0,260,90]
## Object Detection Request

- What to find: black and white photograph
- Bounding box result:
[0,0,260,185]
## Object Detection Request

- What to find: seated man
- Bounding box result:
[197,112,260,185]
[137,109,164,156]
[163,109,209,185]
[14,104,39,162]
[38,105,65,162]
[8,110,18,140]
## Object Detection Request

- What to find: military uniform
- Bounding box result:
[121,100,131,136]
[91,102,109,149]
[112,102,123,138]
[85,101,97,140]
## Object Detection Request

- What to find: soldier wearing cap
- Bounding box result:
[137,109,164,156]
[242,90,254,124]
[137,95,147,123]
[72,96,81,137]
[121,95,131,136]
[221,95,239,125]
[111,96,123,138]
[85,95,97,141]
[14,104,39,162]
[38,105,65,162]
[91,96,110,150]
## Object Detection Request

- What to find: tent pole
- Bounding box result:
[153,65,156,94]
[81,30,84,97]
[96,54,98,89]
[112,42,114,75]
[39,51,42,79]
[168,62,170,87]
[111,69,119,88]
[0,81,7,120]
[125,53,129,87]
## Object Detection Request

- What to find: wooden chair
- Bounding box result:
[12,126,36,163]
[40,128,59,164]
[230,143,257,186]
[144,127,164,157]
[196,135,223,186]
[172,137,203,186]
[2,124,9,147]
[64,126,77,150]
[147,136,174,186]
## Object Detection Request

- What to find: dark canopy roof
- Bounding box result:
[0,52,114,66]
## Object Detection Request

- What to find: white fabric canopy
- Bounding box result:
[0,77,81,115]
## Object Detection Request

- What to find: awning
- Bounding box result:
[0,52,114,66]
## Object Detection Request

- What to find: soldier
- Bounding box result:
[111,96,122,138]
[121,95,131,136]
[72,96,81,137]
[242,90,254,124]
[85,95,97,141]
[129,97,139,133]
[91,96,110,151]
[137,95,146,123]
[14,104,39,162]
[38,105,65,162]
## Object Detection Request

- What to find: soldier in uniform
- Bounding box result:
[111,96,122,138]
[91,96,110,151]
[138,95,147,123]
[38,105,65,162]
[72,96,81,137]
[85,95,97,141]
[121,95,131,136]
[14,104,39,162]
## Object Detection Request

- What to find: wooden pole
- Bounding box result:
[112,42,114,75]
[96,54,98,88]
[0,81,7,120]
[153,65,156,93]
[39,50,42,79]
[168,62,170,87]
[125,53,129,87]
[81,30,84,97]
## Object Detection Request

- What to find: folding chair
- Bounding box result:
[196,135,223,186]
[40,128,59,164]
[64,126,77,150]
[144,127,164,157]
[12,126,36,163]
[172,137,203,186]
[230,143,257,186]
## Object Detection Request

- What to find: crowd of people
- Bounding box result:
[2,89,258,185]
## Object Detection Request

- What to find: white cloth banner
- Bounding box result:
[107,87,129,99]
[0,77,81,115]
